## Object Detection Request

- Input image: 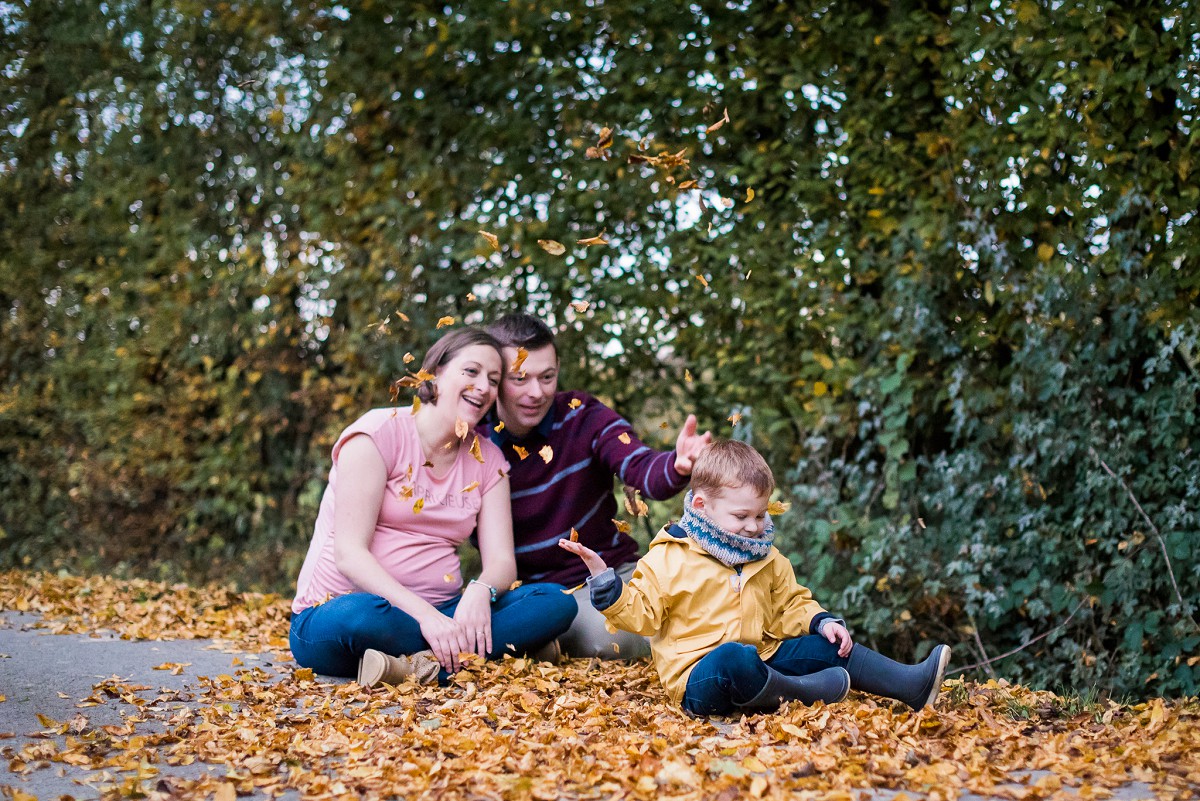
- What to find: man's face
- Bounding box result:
[496,344,559,437]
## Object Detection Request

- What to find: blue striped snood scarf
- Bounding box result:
[678,490,775,568]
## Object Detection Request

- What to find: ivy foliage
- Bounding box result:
[2,1,1197,697]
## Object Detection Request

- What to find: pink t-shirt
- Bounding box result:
[292,408,510,613]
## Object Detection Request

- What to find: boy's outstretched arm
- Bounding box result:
[558,539,609,577]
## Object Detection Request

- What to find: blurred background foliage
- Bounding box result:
[1,0,1197,698]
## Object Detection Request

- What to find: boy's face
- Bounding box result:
[694,484,771,538]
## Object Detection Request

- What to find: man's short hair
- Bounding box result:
[488,313,556,353]
[690,440,775,497]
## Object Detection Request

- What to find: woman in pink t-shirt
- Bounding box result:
[290,328,577,686]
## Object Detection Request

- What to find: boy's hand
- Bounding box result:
[558,539,609,577]
[823,621,853,658]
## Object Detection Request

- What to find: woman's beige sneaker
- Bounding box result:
[356,649,440,688]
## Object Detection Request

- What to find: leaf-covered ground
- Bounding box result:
[1,571,1197,801]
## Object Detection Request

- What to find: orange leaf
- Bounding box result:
[479,230,501,251]
[436,315,455,329]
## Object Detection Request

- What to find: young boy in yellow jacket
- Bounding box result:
[560,440,951,716]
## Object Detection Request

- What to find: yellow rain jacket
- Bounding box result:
[600,526,829,704]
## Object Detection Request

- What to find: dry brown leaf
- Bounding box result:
[539,445,554,464]
[570,300,590,313]
[623,486,649,517]
[569,528,580,543]
[403,352,415,364]
[469,435,484,464]
[460,481,480,493]
[706,107,731,133]
[479,230,501,252]
[436,315,455,329]
[455,418,469,440]
[538,239,566,256]
[617,432,632,445]
[613,519,631,534]
[577,231,609,247]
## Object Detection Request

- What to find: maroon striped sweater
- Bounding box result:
[483,390,690,586]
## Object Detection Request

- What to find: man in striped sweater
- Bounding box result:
[484,314,711,659]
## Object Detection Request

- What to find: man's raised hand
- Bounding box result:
[673,414,712,476]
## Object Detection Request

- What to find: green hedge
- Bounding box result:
[2,1,1196,697]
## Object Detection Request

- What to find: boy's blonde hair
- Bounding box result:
[690,440,775,497]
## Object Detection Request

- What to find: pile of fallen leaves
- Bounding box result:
[0,570,290,654]
[2,572,1198,800]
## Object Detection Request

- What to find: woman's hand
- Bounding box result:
[417,609,472,672]
[453,581,494,659]
[558,539,610,578]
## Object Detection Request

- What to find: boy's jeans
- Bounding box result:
[289,583,576,679]
[683,635,847,716]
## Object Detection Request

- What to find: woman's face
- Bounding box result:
[433,344,503,425]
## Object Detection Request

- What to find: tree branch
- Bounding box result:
[949,599,1088,676]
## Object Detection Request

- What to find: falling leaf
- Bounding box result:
[538,239,567,255]
[684,369,693,383]
[745,187,755,203]
[395,310,410,322]
[706,107,731,133]
[466,292,476,301]
[493,421,506,433]
[597,126,613,149]
[612,643,620,654]
[570,300,590,313]
[479,230,501,252]
[403,352,415,364]
[443,573,454,583]
[569,528,580,543]
[568,398,582,409]
[695,274,709,288]
[678,179,698,190]
[918,517,926,529]
[469,435,485,463]
[455,418,469,440]
[460,481,480,493]
[513,445,529,460]
[398,485,414,499]
[728,412,743,425]
[539,445,554,464]
[623,486,649,517]
[413,498,425,513]
[436,316,455,329]
[659,421,669,429]
[511,347,529,373]
[577,231,609,247]
[562,583,585,594]
[410,396,421,416]
[508,580,523,591]
[618,432,632,445]
[767,500,792,516]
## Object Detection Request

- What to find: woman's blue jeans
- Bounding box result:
[682,636,847,716]
[289,583,577,680]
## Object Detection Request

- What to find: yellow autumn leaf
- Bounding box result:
[814,353,835,371]
[767,500,791,515]
[493,421,506,432]
[413,498,425,513]
[410,396,421,416]
[744,187,755,203]
[569,528,579,542]
[813,381,828,396]
[513,445,529,460]
[695,274,709,288]
[612,518,631,534]
[1037,243,1055,261]
[539,444,554,463]
[403,352,415,364]
[455,418,469,439]
[538,239,566,255]
[568,398,582,409]
[511,347,529,373]
[469,435,484,463]
[436,315,455,329]
[617,432,632,444]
